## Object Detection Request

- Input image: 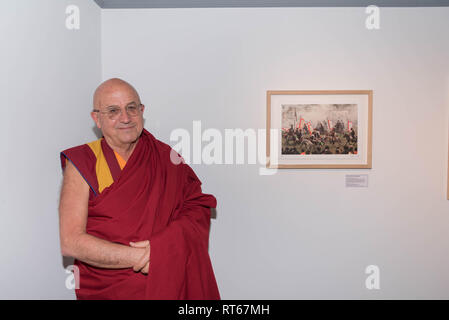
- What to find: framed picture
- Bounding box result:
[266,90,373,169]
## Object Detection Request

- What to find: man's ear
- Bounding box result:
[90,111,101,129]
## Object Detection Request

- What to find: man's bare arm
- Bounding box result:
[58,159,148,269]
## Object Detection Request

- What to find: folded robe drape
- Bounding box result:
[60,128,220,299]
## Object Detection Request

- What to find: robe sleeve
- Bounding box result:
[145,163,220,300]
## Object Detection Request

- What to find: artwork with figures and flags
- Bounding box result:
[281,104,358,155]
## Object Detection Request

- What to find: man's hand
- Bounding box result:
[129,240,151,274]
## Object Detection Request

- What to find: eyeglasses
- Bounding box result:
[93,104,143,120]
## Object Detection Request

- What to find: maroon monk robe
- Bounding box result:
[60,128,220,299]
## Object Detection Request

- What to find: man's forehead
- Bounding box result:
[104,100,138,108]
[99,85,137,98]
[96,88,139,107]
[93,78,141,109]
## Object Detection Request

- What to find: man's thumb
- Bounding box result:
[129,240,149,248]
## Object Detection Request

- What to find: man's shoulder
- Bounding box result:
[61,137,101,159]
[143,128,179,153]
[153,137,173,153]
[150,135,187,168]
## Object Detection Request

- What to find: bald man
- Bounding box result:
[59,78,220,300]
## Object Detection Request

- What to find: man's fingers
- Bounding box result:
[139,261,150,274]
[133,249,149,272]
[129,240,149,248]
[133,255,147,272]
[130,241,150,273]
[141,262,149,274]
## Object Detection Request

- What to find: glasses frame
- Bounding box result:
[92,103,143,120]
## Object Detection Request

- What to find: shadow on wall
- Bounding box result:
[63,256,74,269]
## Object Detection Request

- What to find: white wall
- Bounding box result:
[101,7,449,299]
[0,0,101,299]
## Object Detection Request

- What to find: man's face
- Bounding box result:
[91,85,145,147]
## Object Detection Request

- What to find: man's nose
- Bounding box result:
[119,108,131,123]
